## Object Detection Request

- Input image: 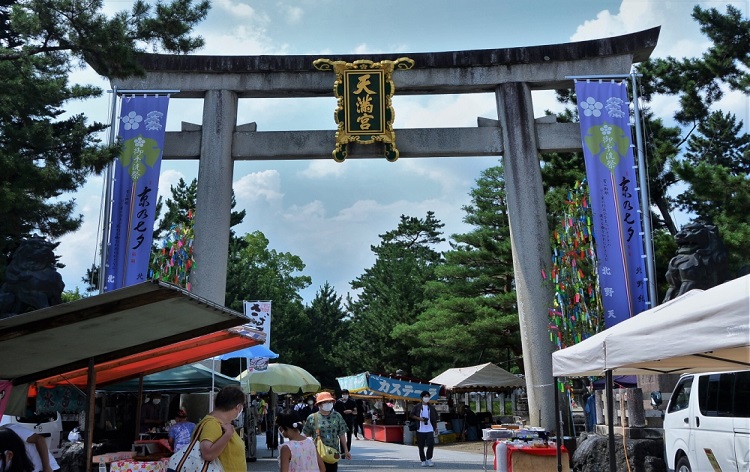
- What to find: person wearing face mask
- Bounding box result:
[302,392,351,471]
[299,397,317,420]
[0,428,34,472]
[409,391,438,467]
[276,412,324,472]
[197,386,246,472]
[333,389,356,452]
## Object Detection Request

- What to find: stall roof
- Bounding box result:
[35,328,262,388]
[336,372,442,401]
[0,281,263,386]
[98,363,239,392]
[430,362,525,392]
[552,274,750,377]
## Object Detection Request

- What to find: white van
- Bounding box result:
[663,370,750,472]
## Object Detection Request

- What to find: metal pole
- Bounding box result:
[554,378,562,472]
[631,72,659,307]
[606,370,616,472]
[98,86,118,293]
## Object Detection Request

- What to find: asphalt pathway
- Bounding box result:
[245,435,487,471]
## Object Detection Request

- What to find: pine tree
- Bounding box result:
[394,167,521,377]
[673,111,750,273]
[0,0,209,279]
[346,212,444,376]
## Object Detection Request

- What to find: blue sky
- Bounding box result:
[58,0,749,303]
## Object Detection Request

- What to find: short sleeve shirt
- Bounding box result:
[168,421,196,452]
[302,411,347,451]
[2,424,60,472]
[197,415,245,471]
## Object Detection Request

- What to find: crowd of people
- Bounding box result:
[0,386,450,472]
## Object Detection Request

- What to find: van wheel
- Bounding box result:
[676,456,692,472]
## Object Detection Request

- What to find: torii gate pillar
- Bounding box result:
[496,82,555,428]
[192,90,238,303]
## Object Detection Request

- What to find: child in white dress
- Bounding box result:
[277,412,325,472]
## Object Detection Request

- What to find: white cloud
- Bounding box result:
[299,160,347,179]
[569,0,728,59]
[234,170,285,204]
[284,200,327,222]
[394,94,495,128]
[282,5,304,25]
[212,0,262,20]
[157,169,187,202]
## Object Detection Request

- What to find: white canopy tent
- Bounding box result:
[552,274,750,377]
[430,362,525,392]
[551,274,750,472]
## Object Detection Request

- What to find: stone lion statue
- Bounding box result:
[0,236,65,316]
[664,222,728,302]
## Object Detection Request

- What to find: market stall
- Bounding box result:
[336,372,442,444]
[551,274,750,472]
[0,280,264,472]
[431,363,526,440]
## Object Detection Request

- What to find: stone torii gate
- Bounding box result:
[114,27,659,430]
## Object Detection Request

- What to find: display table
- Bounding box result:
[109,458,169,472]
[493,442,569,472]
[363,424,404,443]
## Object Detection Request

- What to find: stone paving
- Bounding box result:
[245,435,487,471]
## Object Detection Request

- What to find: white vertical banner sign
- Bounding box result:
[243,301,272,372]
[243,301,272,347]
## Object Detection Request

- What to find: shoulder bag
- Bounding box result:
[408,406,419,431]
[314,413,340,464]
[167,418,223,472]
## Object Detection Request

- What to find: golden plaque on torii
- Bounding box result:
[313,57,415,162]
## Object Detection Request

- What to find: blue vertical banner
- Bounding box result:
[105,95,170,291]
[575,80,649,327]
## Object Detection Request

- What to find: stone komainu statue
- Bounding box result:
[664,222,728,302]
[0,236,65,316]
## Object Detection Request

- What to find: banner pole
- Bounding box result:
[630,72,659,307]
[99,86,119,293]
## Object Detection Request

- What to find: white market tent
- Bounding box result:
[430,362,525,392]
[551,274,750,472]
[552,274,750,377]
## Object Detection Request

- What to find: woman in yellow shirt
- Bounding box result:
[198,386,246,471]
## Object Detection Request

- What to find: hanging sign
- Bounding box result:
[105,94,170,290]
[575,80,649,327]
[313,57,414,162]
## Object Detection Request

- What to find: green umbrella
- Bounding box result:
[237,363,320,394]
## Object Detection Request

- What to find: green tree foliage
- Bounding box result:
[61,286,84,302]
[0,0,209,280]
[344,212,444,377]
[153,178,246,242]
[2,0,210,78]
[672,111,750,273]
[302,282,349,389]
[638,5,750,125]
[224,231,311,366]
[394,167,521,376]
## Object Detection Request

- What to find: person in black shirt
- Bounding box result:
[333,389,357,452]
[299,396,318,420]
[354,399,365,439]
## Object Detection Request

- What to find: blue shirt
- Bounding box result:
[169,421,196,452]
